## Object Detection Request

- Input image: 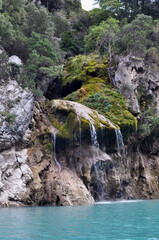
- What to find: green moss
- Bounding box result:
[81,87,136,129]
[47,143,53,152]
[62,54,110,88]
[81,117,90,131]
[48,114,61,130]
[58,112,79,140]
[61,54,138,139]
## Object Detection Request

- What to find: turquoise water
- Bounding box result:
[0,200,159,240]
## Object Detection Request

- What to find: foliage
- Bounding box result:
[0,14,16,47]
[0,0,65,98]
[84,18,120,60]
[2,0,27,25]
[119,14,153,56]
[62,54,109,89]
[40,0,81,14]
[27,32,57,60]
[20,47,58,98]
[24,3,54,36]
[60,31,78,56]
[89,8,110,26]
[95,0,159,20]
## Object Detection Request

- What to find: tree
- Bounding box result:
[0,14,16,48]
[84,18,120,61]
[84,18,120,86]
[2,0,27,25]
[95,0,159,20]
[40,0,81,14]
[120,14,153,56]
[0,0,2,10]
[27,31,57,60]
[24,3,54,36]
[60,31,78,56]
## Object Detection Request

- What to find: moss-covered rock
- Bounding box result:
[63,54,137,139]
[62,54,109,97]
[50,99,117,143]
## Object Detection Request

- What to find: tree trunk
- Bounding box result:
[142,0,145,13]
[108,39,116,87]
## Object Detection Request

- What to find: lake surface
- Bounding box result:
[0,200,159,240]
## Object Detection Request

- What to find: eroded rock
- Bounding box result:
[115,55,159,117]
[0,80,34,151]
[0,148,32,207]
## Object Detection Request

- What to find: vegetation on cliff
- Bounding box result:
[0,0,159,140]
[63,54,137,138]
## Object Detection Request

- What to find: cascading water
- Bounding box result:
[51,132,61,171]
[89,123,99,149]
[115,129,125,157]
[92,162,106,201]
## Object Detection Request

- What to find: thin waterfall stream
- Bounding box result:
[89,123,99,149]
[51,132,61,171]
[115,129,125,157]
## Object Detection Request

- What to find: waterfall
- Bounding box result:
[92,162,106,201]
[51,132,61,171]
[89,123,99,149]
[115,129,125,156]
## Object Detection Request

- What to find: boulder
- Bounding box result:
[8,55,22,66]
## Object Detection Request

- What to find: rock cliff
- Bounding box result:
[1,51,159,207]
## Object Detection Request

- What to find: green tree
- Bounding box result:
[41,0,81,14]
[95,0,159,20]
[60,31,78,56]
[84,18,120,86]
[24,3,54,36]
[85,18,120,61]
[0,14,16,47]
[27,31,57,60]
[2,0,26,25]
[120,14,153,56]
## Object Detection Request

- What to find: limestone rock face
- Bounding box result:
[115,56,141,115]
[44,168,95,206]
[23,103,96,207]
[0,79,34,151]
[115,55,159,116]
[0,148,32,207]
[0,46,34,151]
